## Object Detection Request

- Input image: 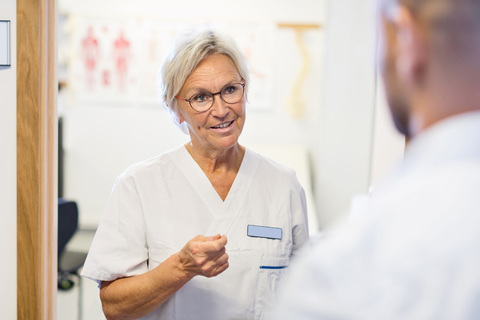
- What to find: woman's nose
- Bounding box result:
[210,94,228,117]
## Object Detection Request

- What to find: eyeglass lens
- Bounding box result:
[190,83,244,112]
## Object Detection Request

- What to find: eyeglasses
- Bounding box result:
[175,82,245,112]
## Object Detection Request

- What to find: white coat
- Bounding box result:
[81,146,309,320]
[273,111,480,320]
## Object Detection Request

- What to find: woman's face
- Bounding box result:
[176,53,246,154]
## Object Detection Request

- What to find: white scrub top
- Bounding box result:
[273,111,480,320]
[81,145,309,320]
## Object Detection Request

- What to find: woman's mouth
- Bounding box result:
[211,120,234,129]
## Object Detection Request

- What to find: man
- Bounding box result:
[273,0,480,319]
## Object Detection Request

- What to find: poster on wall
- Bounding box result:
[135,21,196,105]
[66,15,275,110]
[69,17,140,104]
[222,22,276,111]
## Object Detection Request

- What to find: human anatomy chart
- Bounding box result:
[66,16,276,109]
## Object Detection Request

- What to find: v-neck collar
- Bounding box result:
[170,145,259,220]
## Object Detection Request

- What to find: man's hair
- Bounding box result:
[379,0,480,60]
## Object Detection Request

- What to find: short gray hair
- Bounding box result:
[158,27,250,133]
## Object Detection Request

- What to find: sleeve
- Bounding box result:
[290,174,310,259]
[81,171,149,284]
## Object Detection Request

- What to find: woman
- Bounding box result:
[81,27,309,320]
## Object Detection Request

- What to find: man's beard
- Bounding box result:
[382,61,412,139]
[388,93,411,139]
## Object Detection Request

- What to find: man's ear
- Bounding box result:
[391,6,426,82]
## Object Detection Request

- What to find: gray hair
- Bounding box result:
[158,27,250,134]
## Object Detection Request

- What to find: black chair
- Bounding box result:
[58,198,88,320]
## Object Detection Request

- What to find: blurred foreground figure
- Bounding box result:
[273,0,480,319]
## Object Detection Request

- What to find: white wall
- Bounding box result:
[315,0,379,225]
[59,0,326,229]
[60,0,403,230]
[0,0,17,318]
[370,78,405,186]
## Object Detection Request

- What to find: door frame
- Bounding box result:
[17,0,57,318]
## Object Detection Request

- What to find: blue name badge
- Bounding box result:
[247,225,282,240]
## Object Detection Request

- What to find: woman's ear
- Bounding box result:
[177,110,185,124]
[170,101,185,124]
[175,109,190,134]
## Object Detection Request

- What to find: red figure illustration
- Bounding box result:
[81,26,99,90]
[113,30,131,90]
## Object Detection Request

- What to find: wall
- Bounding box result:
[59,0,326,229]
[315,0,379,225]
[0,0,17,318]
[370,77,405,186]
[59,0,403,230]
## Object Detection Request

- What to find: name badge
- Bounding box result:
[247,225,282,240]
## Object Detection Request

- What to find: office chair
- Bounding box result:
[58,198,88,320]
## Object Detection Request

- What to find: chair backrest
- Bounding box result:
[58,199,79,266]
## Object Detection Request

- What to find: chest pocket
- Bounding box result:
[241,224,292,319]
[254,256,290,319]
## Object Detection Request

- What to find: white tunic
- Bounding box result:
[273,111,480,320]
[81,146,309,320]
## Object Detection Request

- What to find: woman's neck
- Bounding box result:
[185,142,245,175]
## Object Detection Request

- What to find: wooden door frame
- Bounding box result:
[17,0,57,318]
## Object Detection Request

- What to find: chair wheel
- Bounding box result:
[58,276,75,290]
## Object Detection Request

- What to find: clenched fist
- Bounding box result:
[178,234,229,278]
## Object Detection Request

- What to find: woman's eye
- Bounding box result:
[223,86,237,95]
[192,93,209,102]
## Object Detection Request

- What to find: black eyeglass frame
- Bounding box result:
[175,82,245,112]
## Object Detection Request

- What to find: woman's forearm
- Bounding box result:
[99,234,229,320]
[100,253,193,320]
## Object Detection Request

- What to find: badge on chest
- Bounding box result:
[247,224,282,240]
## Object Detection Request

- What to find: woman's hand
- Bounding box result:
[178,234,229,278]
